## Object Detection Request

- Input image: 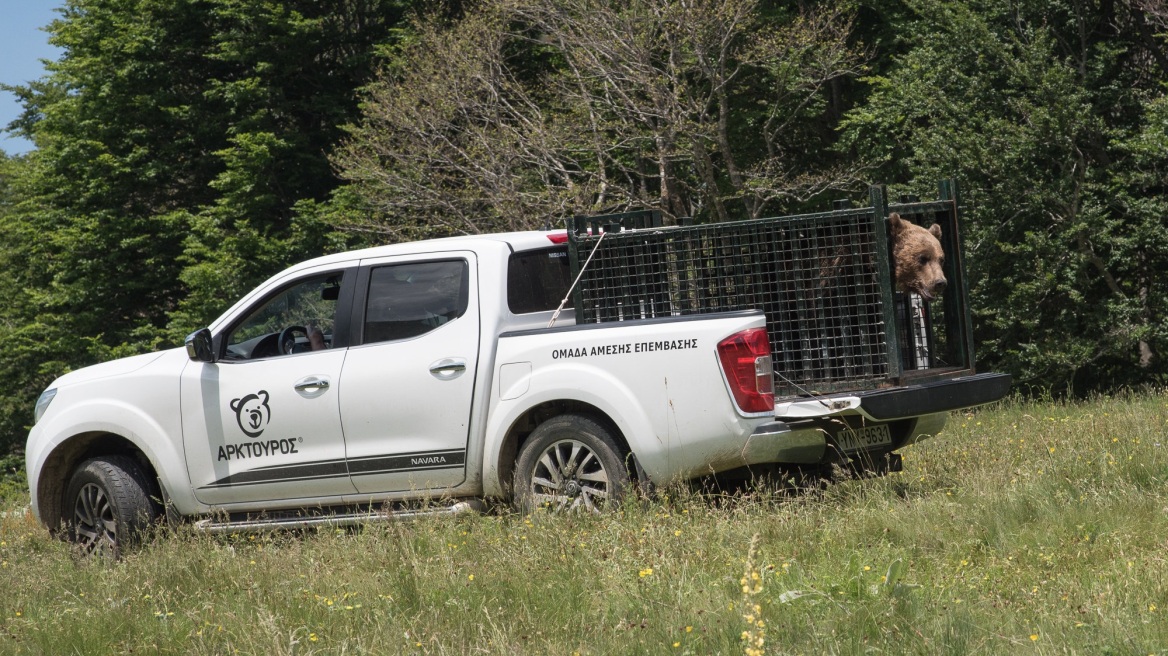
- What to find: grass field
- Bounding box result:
[2,393,1167,655]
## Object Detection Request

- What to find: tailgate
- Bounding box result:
[774,372,1012,421]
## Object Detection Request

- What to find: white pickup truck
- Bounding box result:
[26,229,1006,556]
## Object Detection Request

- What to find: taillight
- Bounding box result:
[717,328,775,414]
[546,232,569,244]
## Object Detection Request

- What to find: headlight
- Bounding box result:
[34,388,57,424]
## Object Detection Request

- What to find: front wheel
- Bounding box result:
[65,456,159,558]
[513,414,631,513]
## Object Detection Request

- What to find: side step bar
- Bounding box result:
[193,499,485,534]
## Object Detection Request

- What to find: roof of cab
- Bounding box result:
[287,229,569,273]
[206,229,571,332]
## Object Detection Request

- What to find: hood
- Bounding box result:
[50,349,177,389]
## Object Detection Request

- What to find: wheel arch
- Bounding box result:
[36,432,162,532]
[493,400,635,498]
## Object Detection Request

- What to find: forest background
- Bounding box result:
[0,0,1165,462]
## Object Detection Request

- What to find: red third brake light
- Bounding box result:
[717,327,775,414]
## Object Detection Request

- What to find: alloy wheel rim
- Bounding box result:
[73,482,117,556]
[529,439,611,512]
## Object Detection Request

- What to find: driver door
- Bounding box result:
[180,268,357,506]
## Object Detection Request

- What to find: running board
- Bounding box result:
[193,499,485,535]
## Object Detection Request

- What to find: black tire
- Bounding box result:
[64,456,159,558]
[513,414,631,513]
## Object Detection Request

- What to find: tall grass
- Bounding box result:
[2,393,1166,654]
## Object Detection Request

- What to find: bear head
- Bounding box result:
[889,213,947,301]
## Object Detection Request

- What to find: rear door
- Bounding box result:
[339,252,480,494]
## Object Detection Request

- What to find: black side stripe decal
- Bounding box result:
[202,460,348,488]
[200,449,466,489]
[347,449,466,475]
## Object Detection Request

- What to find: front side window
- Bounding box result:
[225,273,344,360]
[363,260,468,344]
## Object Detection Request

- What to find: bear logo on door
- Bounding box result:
[230,391,271,438]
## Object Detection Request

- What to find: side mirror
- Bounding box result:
[185,328,216,363]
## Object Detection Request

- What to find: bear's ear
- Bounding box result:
[257,390,269,406]
[230,397,242,412]
[928,223,942,240]
[888,212,906,236]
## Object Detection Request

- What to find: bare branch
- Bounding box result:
[332,0,865,238]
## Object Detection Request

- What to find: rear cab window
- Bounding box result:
[508,246,573,314]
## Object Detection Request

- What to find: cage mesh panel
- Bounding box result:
[573,211,890,397]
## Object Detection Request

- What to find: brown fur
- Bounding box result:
[889,213,946,301]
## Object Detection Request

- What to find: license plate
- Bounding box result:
[835,424,892,452]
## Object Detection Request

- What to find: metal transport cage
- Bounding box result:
[565,180,976,399]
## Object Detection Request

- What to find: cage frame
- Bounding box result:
[565,180,977,398]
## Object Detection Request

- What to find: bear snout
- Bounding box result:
[919,276,946,301]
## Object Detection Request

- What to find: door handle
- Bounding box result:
[429,358,467,380]
[294,377,331,394]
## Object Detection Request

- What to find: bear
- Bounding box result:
[888,212,946,301]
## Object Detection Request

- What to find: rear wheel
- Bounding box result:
[64,456,158,558]
[513,414,631,513]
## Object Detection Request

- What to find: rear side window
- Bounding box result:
[508,246,573,314]
[363,260,469,344]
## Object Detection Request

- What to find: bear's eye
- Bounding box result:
[918,254,930,266]
[939,256,945,267]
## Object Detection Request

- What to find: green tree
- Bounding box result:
[0,0,406,456]
[0,153,96,460]
[167,0,403,334]
[841,0,1168,392]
